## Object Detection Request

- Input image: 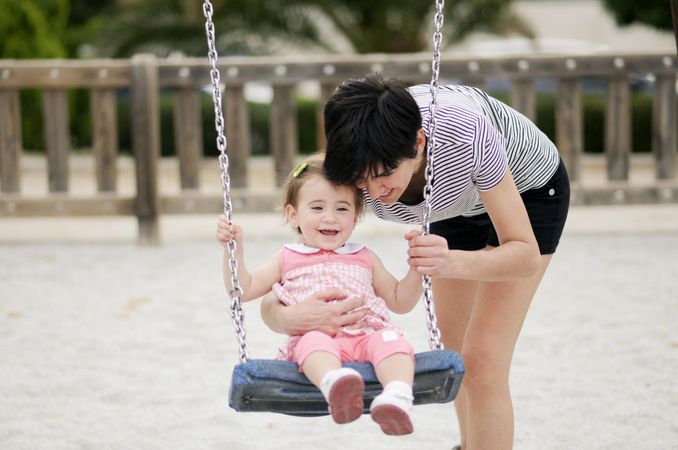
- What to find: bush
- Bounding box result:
[20,88,653,156]
[490,91,653,154]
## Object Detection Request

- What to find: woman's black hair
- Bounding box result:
[323,74,421,186]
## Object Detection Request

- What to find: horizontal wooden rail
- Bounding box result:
[0,53,675,88]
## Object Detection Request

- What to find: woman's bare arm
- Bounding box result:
[260,289,368,335]
[406,171,540,281]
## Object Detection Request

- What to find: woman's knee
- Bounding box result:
[460,346,510,394]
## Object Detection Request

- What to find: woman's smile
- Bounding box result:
[380,188,395,199]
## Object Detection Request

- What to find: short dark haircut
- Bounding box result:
[323,74,421,186]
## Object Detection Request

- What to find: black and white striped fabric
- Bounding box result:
[368,84,561,224]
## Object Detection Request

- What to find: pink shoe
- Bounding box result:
[369,389,414,436]
[324,368,364,424]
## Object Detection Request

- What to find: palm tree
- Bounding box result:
[95,0,533,57]
[309,0,533,53]
[95,0,327,57]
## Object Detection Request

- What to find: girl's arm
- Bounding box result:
[370,250,423,314]
[224,249,282,302]
[405,170,541,281]
[217,216,281,302]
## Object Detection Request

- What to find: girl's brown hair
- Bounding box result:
[283,152,364,232]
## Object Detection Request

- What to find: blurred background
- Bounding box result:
[0,0,675,160]
[1,3,677,449]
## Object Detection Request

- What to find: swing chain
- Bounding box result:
[422,0,445,351]
[203,0,250,363]
[206,0,444,357]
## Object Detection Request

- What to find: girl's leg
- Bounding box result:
[301,350,341,387]
[461,255,552,450]
[362,330,416,435]
[294,331,364,424]
[373,353,414,386]
[432,277,481,449]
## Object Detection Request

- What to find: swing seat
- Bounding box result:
[229,349,464,416]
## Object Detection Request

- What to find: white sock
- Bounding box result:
[319,367,361,400]
[383,380,413,399]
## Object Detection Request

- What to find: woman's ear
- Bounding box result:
[416,129,426,153]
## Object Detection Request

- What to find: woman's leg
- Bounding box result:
[433,277,481,449]
[461,254,552,450]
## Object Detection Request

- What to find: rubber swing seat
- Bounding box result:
[229,349,464,416]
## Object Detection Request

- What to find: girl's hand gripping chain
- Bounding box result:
[216,214,244,249]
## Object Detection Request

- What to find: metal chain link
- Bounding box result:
[203,0,249,362]
[422,0,445,351]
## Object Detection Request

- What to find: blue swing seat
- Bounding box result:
[229,349,464,416]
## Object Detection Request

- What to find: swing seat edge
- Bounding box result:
[228,349,464,416]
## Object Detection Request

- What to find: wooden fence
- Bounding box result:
[0,52,676,244]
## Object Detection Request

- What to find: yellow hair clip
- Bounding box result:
[292,162,308,178]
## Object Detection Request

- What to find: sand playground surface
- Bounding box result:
[1,204,677,450]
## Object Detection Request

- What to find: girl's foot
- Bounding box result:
[321,368,364,424]
[369,383,414,436]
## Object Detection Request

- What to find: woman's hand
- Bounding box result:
[216,215,243,247]
[405,230,453,277]
[261,289,368,336]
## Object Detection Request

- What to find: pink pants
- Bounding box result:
[291,329,414,370]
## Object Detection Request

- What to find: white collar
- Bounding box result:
[284,242,365,254]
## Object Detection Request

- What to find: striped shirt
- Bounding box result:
[368,84,561,224]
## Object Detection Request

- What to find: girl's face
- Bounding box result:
[356,129,426,204]
[285,174,359,250]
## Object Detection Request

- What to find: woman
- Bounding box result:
[262,74,570,449]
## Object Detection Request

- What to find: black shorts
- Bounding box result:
[430,159,570,255]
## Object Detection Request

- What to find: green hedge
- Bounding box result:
[490,91,653,154]
[20,90,653,155]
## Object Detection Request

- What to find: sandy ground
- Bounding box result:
[1,205,677,450]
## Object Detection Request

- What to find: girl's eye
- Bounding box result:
[311,206,323,211]
[337,207,350,212]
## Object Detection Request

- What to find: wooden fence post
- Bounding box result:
[42,89,71,192]
[91,89,119,192]
[224,83,250,188]
[173,87,203,189]
[510,77,536,121]
[131,54,161,245]
[653,73,677,180]
[271,83,297,186]
[605,75,631,181]
[556,78,583,181]
[0,90,22,193]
